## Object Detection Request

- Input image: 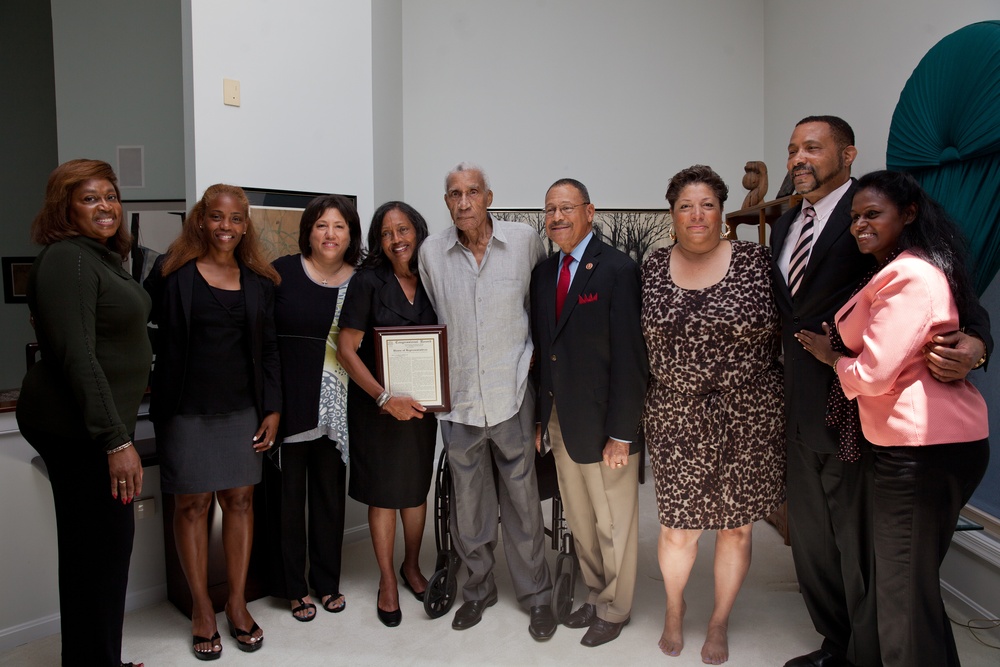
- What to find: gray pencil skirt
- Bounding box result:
[157,406,262,495]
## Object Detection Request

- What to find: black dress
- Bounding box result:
[338,262,437,508]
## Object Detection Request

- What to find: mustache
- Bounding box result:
[791,164,816,177]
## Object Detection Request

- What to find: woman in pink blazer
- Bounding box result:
[797,170,989,667]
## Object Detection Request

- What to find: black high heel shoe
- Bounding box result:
[398,564,426,602]
[226,614,263,652]
[192,631,222,661]
[377,589,402,627]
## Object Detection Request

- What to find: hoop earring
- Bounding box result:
[667,223,676,242]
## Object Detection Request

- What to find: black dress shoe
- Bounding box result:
[528,605,557,641]
[376,590,401,628]
[783,648,849,667]
[563,602,597,628]
[580,616,629,647]
[451,588,498,630]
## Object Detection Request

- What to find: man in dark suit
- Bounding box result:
[772,116,990,667]
[530,178,648,648]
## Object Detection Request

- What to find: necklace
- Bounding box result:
[307,257,346,285]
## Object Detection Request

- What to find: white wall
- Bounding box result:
[401,0,766,229]
[762,0,1000,181]
[184,0,377,218]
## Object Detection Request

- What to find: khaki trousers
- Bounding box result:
[548,406,639,623]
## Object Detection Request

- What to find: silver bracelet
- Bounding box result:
[376,391,391,408]
[107,441,133,455]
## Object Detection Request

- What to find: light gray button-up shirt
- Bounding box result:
[418,218,546,427]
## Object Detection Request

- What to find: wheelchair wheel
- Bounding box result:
[423,564,457,619]
[551,552,576,623]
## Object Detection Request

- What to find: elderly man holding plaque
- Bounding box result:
[337,201,438,628]
[418,162,556,640]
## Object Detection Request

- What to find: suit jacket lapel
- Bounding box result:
[537,254,560,336]
[554,236,601,338]
[799,180,857,292]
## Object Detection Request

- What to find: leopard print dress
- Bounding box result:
[641,241,785,530]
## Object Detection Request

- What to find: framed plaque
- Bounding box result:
[374,325,450,412]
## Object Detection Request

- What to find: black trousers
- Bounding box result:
[277,437,347,599]
[873,440,990,667]
[24,429,135,667]
[786,438,881,666]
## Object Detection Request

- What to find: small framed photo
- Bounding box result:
[374,325,450,412]
[2,256,34,304]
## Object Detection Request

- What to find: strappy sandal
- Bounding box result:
[226,614,263,652]
[321,593,346,613]
[290,597,317,622]
[192,631,222,661]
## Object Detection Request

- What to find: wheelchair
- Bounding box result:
[422,449,579,622]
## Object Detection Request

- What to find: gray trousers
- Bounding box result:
[440,389,552,608]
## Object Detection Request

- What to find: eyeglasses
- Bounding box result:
[544,202,589,218]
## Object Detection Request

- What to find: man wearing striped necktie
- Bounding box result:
[771,116,989,667]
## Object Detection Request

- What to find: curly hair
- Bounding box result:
[298,194,362,265]
[855,170,977,323]
[160,184,280,284]
[360,201,430,274]
[665,164,729,211]
[31,159,132,260]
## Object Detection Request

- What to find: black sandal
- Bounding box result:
[192,631,222,661]
[321,593,346,613]
[291,597,317,622]
[226,615,263,652]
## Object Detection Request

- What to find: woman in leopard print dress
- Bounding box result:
[641,165,784,664]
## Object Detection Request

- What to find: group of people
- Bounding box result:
[16,113,990,667]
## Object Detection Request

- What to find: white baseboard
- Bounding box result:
[0,583,167,653]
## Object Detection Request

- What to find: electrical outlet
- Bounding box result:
[134,497,155,520]
[223,78,240,107]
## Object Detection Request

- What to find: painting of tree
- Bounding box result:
[491,208,672,264]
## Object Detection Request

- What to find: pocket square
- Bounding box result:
[578,292,598,304]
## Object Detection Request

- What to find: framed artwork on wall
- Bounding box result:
[2,256,34,304]
[243,187,357,263]
[489,207,672,264]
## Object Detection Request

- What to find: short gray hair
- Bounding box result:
[445,162,491,192]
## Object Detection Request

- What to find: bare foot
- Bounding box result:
[701,623,729,664]
[658,599,686,656]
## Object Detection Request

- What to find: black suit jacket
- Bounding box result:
[771,180,992,453]
[530,235,649,464]
[144,255,282,423]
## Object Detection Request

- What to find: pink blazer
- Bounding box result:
[833,251,988,447]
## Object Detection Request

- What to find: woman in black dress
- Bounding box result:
[337,202,437,627]
[145,184,281,659]
[17,159,149,667]
[272,195,361,620]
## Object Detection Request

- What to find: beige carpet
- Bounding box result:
[2,467,997,666]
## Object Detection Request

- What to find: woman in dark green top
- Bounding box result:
[17,159,150,667]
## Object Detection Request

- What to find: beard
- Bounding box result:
[791,155,845,196]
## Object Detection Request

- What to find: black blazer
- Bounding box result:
[144,255,282,423]
[771,180,992,453]
[530,235,649,464]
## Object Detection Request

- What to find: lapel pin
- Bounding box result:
[585,262,594,270]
